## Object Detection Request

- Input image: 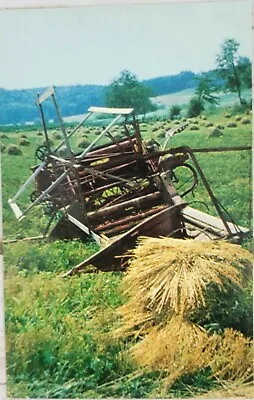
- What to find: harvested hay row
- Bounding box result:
[115,237,253,389]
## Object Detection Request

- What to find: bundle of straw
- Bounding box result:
[115,237,253,387]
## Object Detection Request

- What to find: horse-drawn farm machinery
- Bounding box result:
[8,87,250,275]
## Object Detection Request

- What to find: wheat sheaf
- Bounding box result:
[121,237,252,317]
[116,237,253,387]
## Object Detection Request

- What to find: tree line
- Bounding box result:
[105,39,251,119]
[0,71,200,125]
[0,39,251,125]
[185,39,251,117]
[0,85,105,125]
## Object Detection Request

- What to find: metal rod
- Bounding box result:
[20,169,69,219]
[37,94,51,152]
[190,145,252,153]
[187,149,232,235]
[77,114,122,159]
[82,138,135,157]
[3,235,46,244]
[144,145,252,160]
[105,131,123,152]
[84,166,138,188]
[81,181,124,196]
[72,167,91,230]
[102,221,138,236]
[53,112,93,152]
[49,154,80,168]
[11,161,46,202]
[132,112,143,153]
[52,92,73,157]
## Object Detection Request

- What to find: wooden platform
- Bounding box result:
[183,206,249,240]
[88,106,134,115]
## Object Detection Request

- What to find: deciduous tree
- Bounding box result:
[187,97,205,118]
[169,104,181,120]
[195,74,219,105]
[216,39,251,105]
[105,70,155,118]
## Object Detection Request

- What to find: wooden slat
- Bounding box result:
[67,214,101,245]
[63,204,183,276]
[36,86,55,105]
[3,235,45,244]
[8,200,23,220]
[95,205,166,233]
[182,206,249,236]
[88,106,134,115]
[87,191,161,220]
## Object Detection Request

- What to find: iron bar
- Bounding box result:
[83,166,139,188]
[52,92,73,157]
[77,114,122,159]
[53,112,93,153]
[37,94,51,153]
[20,169,70,219]
[11,161,46,202]
[187,149,233,235]
[190,145,252,153]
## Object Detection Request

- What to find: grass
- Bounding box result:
[1,104,253,398]
[4,239,99,274]
[5,269,128,398]
[146,109,252,228]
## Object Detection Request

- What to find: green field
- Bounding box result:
[1,105,253,398]
[151,88,252,109]
[62,88,252,124]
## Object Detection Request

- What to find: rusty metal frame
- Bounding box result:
[8,89,142,222]
[8,87,251,274]
[175,145,251,238]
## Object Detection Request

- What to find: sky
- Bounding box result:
[0,0,252,90]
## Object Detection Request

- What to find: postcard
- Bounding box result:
[0,0,253,398]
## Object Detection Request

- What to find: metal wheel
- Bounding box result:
[35,145,48,161]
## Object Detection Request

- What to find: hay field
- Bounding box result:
[1,106,253,398]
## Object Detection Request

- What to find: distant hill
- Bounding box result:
[151,88,196,108]
[143,71,197,96]
[0,85,105,125]
[0,70,218,125]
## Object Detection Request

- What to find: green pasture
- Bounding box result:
[1,106,253,398]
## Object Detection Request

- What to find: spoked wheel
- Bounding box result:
[35,145,48,161]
